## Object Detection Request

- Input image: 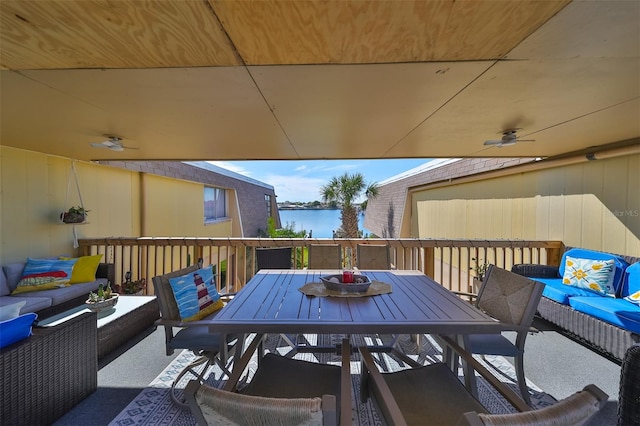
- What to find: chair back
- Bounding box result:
[459,384,608,425]
[185,380,335,426]
[308,244,342,269]
[256,247,292,270]
[476,265,544,328]
[356,244,391,269]
[152,264,201,323]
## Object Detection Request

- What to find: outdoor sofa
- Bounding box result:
[512,247,640,362]
[1,256,114,319]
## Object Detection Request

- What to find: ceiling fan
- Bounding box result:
[484,129,535,148]
[90,136,138,152]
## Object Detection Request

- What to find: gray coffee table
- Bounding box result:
[39,295,160,360]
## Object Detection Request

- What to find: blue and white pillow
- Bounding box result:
[12,257,78,294]
[168,266,223,322]
[562,255,616,296]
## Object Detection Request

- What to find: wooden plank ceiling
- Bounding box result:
[0,0,638,161]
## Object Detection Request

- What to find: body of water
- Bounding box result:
[278,209,370,238]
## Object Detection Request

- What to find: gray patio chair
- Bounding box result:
[255,247,292,270]
[442,264,544,406]
[152,262,241,408]
[185,336,352,426]
[356,244,392,270]
[359,336,608,426]
[308,244,342,269]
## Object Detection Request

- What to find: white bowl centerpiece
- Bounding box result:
[320,274,371,293]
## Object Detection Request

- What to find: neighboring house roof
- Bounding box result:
[364,157,536,238]
[98,160,279,237]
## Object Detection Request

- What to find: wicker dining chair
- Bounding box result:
[359,336,608,426]
[441,265,544,406]
[308,244,342,269]
[618,343,640,425]
[152,263,240,408]
[356,244,392,270]
[185,336,352,426]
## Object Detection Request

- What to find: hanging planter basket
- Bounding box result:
[60,211,86,223]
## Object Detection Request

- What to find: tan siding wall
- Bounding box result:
[0,147,233,264]
[411,154,640,257]
[141,173,231,237]
[1,148,141,263]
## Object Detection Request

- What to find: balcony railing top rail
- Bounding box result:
[78,237,564,296]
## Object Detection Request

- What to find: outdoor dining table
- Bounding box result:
[211,269,510,336]
[208,269,516,423]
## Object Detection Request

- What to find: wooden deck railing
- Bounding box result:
[78,238,564,295]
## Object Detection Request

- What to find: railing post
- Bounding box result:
[424,247,435,279]
[547,244,565,267]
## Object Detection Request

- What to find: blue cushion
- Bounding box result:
[465,334,522,357]
[621,262,640,296]
[169,325,225,352]
[622,262,640,303]
[0,312,38,349]
[534,278,604,305]
[559,249,629,294]
[569,296,640,334]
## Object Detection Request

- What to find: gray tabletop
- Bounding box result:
[210,270,508,336]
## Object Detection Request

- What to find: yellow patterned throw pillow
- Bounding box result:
[60,254,103,284]
[168,266,224,322]
[562,255,616,296]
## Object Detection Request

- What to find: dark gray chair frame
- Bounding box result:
[255,247,293,270]
[151,262,241,408]
[360,336,607,426]
[185,335,352,426]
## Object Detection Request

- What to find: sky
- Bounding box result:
[207,159,434,203]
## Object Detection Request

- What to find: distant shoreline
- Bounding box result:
[278,207,340,210]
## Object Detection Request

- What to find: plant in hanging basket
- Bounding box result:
[61,205,90,223]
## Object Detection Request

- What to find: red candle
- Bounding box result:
[342,270,354,283]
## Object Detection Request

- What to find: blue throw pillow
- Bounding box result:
[0,313,38,349]
[562,255,616,296]
[168,266,223,322]
[12,257,78,294]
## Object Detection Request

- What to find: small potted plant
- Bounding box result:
[61,205,90,223]
[470,257,489,293]
[85,282,118,312]
[116,271,147,295]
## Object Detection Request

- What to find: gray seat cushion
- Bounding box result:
[242,353,342,408]
[0,295,51,314]
[380,363,488,425]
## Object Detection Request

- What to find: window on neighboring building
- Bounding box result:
[265,194,272,217]
[204,187,227,221]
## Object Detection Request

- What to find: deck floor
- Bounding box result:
[54,316,620,426]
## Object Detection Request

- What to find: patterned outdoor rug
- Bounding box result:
[109,334,557,425]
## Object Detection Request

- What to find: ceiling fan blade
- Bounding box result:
[91,142,109,148]
[484,140,504,146]
[515,139,536,142]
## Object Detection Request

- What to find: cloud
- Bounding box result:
[265,174,327,202]
[207,161,251,176]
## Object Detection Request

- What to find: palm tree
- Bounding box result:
[320,172,379,238]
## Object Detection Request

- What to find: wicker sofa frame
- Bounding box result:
[512,251,640,363]
[0,311,98,425]
[618,343,640,425]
